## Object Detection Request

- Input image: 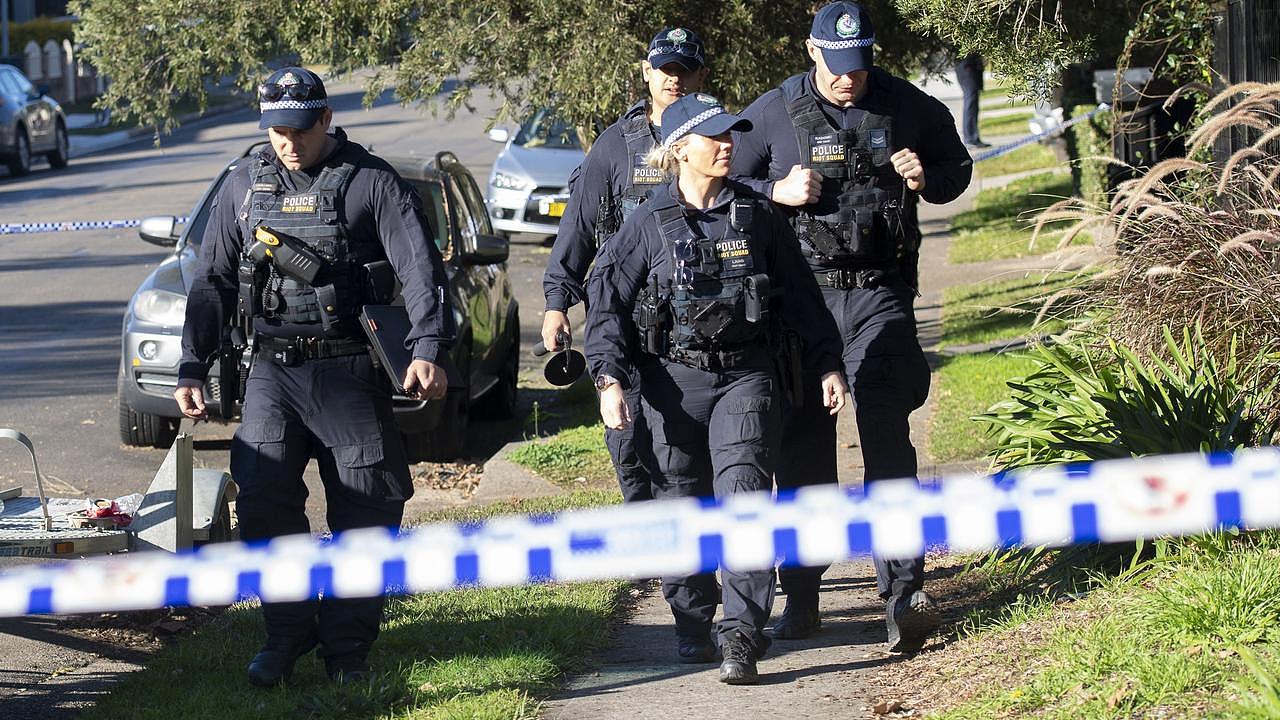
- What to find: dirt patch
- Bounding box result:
[57,606,223,652]
[411,461,484,498]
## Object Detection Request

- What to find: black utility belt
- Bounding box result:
[666,343,773,372]
[256,335,369,366]
[814,266,897,290]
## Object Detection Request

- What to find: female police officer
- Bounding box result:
[585,92,847,685]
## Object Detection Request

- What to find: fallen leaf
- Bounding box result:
[1107,683,1130,709]
[873,699,904,714]
[419,682,437,693]
[1185,645,1203,656]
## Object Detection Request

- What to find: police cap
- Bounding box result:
[258,66,329,130]
[810,2,876,76]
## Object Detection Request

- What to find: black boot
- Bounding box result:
[247,632,319,687]
[326,656,374,685]
[718,630,759,685]
[886,590,940,653]
[677,632,718,664]
[770,595,821,639]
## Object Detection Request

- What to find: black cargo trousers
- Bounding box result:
[775,277,931,601]
[639,355,780,659]
[230,348,412,668]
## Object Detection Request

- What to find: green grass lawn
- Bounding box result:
[93,491,627,720]
[979,111,1034,138]
[510,376,617,489]
[949,172,1079,264]
[509,423,616,487]
[935,532,1280,719]
[975,142,1060,178]
[941,273,1079,349]
[928,352,1039,464]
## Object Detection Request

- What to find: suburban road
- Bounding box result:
[0,78,558,717]
[0,79,552,511]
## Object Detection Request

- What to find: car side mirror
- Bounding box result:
[457,233,509,265]
[487,127,510,144]
[138,216,180,247]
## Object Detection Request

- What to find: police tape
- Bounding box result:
[0,447,1275,617]
[0,216,190,235]
[973,103,1111,164]
[5,106,1106,237]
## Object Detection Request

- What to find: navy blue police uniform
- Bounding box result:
[954,53,986,147]
[586,94,842,683]
[178,68,454,683]
[544,28,708,503]
[730,2,972,649]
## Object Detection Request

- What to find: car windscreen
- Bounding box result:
[180,166,234,250]
[411,180,450,253]
[512,108,581,150]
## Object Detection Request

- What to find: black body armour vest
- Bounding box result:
[242,141,380,338]
[597,103,662,243]
[781,75,909,271]
[638,194,773,369]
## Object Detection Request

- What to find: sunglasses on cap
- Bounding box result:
[257,82,321,103]
[649,41,703,60]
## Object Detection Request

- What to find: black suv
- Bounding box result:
[0,64,69,176]
[118,141,520,461]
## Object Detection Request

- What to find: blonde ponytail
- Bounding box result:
[645,138,685,179]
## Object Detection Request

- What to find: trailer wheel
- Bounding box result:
[200,493,238,545]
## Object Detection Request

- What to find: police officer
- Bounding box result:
[543,28,709,503]
[955,52,988,148]
[586,93,847,684]
[173,67,455,686]
[730,2,972,652]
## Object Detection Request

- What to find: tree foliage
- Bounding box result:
[894,0,1222,103]
[71,0,949,139]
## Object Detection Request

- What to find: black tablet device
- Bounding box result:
[358,305,460,395]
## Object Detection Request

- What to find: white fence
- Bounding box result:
[20,39,103,104]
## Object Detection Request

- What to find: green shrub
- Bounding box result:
[976,326,1280,469]
[8,17,75,51]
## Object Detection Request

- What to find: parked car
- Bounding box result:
[484,108,586,238]
[0,63,69,177]
[118,141,521,462]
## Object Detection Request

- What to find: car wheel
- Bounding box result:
[117,375,180,448]
[473,307,519,419]
[46,122,69,169]
[402,347,471,463]
[5,129,31,177]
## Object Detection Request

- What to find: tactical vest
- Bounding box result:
[781,75,909,270]
[638,193,773,369]
[596,103,662,242]
[241,141,379,337]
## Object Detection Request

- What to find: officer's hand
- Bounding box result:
[891,149,926,191]
[541,310,572,353]
[820,371,848,415]
[772,165,822,207]
[403,359,448,401]
[174,379,207,421]
[599,384,632,430]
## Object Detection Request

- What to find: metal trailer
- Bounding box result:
[0,429,237,558]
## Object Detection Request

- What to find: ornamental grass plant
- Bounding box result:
[1032,82,1280,376]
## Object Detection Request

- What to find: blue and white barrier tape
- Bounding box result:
[0,216,190,235]
[0,448,1273,617]
[5,104,1110,237]
[973,103,1111,164]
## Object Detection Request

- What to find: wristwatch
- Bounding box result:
[594,374,620,391]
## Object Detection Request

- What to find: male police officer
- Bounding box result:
[542,28,709,503]
[731,2,972,652]
[174,67,455,685]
